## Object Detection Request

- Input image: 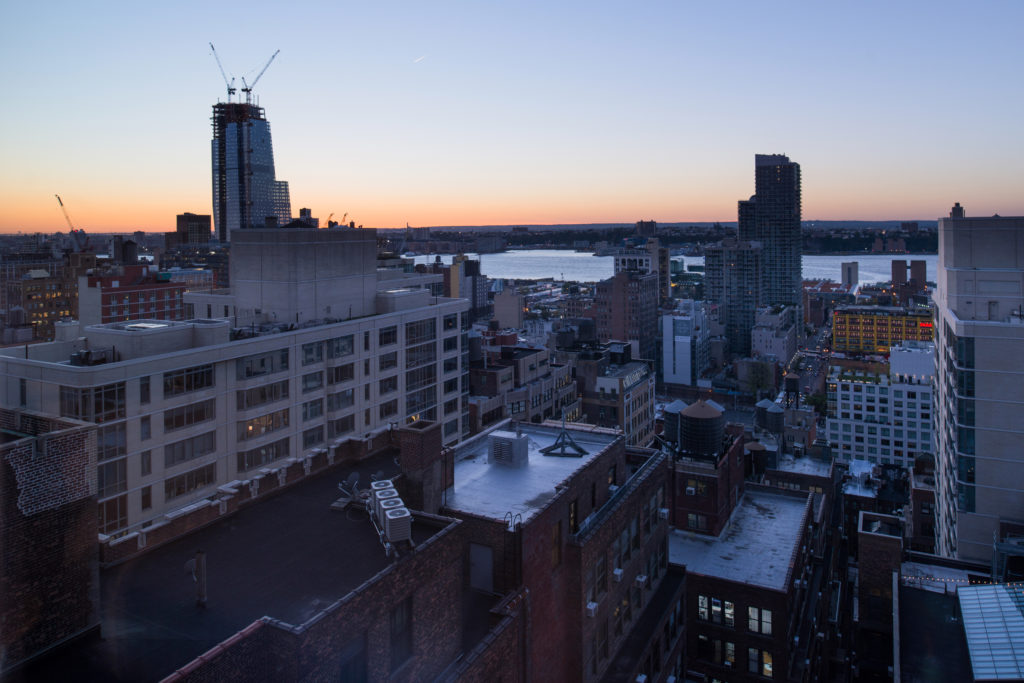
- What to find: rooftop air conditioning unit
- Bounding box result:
[380,498,405,520]
[385,507,412,544]
[370,479,394,492]
[374,488,400,520]
[613,568,624,583]
[586,601,598,618]
[488,430,529,468]
[635,574,648,588]
[658,507,669,520]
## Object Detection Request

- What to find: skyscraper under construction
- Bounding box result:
[211,102,291,242]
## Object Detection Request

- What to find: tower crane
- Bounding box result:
[54,194,76,231]
[240,49,280,105]
[209,43,236,99]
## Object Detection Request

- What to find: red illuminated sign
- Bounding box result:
[919,322,933,328]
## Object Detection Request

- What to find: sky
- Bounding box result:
[2,1,1022,233]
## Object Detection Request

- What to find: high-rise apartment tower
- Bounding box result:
[738,154,803,323]
[933,204,1024,562]
[211,102,291,242]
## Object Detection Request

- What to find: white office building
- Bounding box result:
[826,341,935,468]
[0,226,469,537]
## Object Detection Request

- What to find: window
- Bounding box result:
[236,380,289,410]
[748,648,773,678]
[140,416,151,441]
[98,459,127,498]
[326,334,354,359]
[140,376,150,404]
[164,399,216,432]
[749,607,772,635]
[141,486,152,510]
[98,496,127,534]
[390,597,413,671]
[301,341,324,365]
[302,371,324,393]
[97,423,127,461]
[443,336,458,352]
[379,326,397,347]
[380,400,398,419]
[699,594,709,621]
[406,318,436,345]
[406,342,436,369]
[725,600,735,627]
[238,408,290,441]
[327,389,355,412]
[164,463,216,500]
[164,431,216,467]
[443,314,458,331]
[327,414,355,438]
[140,450,151,476]
[236,349,289,380]
[238,437,289,471]
[303,426,324,449]
[60,382,126,422]
[406,365,436,391]
[712,597,723,623]
[327,364,354,385]
[379,351,398,371]
[302,398,323,421]
[164,364,215,397]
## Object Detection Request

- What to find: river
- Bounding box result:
[412,250,938,288]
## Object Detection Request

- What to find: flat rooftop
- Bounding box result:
[899,585,973,683]
[445,423,619,523]
[14,451,447,682]
[772,454,833,478]
[668,489,809,591]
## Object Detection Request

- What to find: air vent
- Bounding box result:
[488,430,529,468]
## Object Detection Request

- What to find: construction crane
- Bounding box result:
[54,194,76,231]
[341,212,348,225]
[240,49,280,105]
[326,212,334,226]
[209,43,236,99]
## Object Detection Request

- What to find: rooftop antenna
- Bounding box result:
[240,49,280,105]
[540,408,588,457]
[209,43,236,100]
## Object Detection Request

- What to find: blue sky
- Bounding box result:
[2,1,1022,232]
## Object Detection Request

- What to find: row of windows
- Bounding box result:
[60,383,125,423]
[238,408,290,442]
[697,595,773,635]
[237,379,290,410]
[164,399,216,432]
[238,437,289,472]
[164,365,215,397]
[696,635,774,678]
[165,431,217,468]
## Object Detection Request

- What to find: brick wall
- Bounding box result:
[446,588,528,683]
[1,411,99,674]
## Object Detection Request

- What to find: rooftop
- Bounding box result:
[899,586,973,683]
[445,422,620,523]
[668,489,809,591]
[14,451,451,682]
[772,453,833,478]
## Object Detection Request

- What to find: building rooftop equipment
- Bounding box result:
[445,422,619,523]
[17,451,453,682]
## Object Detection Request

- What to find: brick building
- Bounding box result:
[831,304,934,354]
[594,270,659,362]
[78,264,187,327]
[1,410,98,676]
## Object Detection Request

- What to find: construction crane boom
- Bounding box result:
[240,49,280,104]
[55,194,76,231]
[209,43,236,99]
